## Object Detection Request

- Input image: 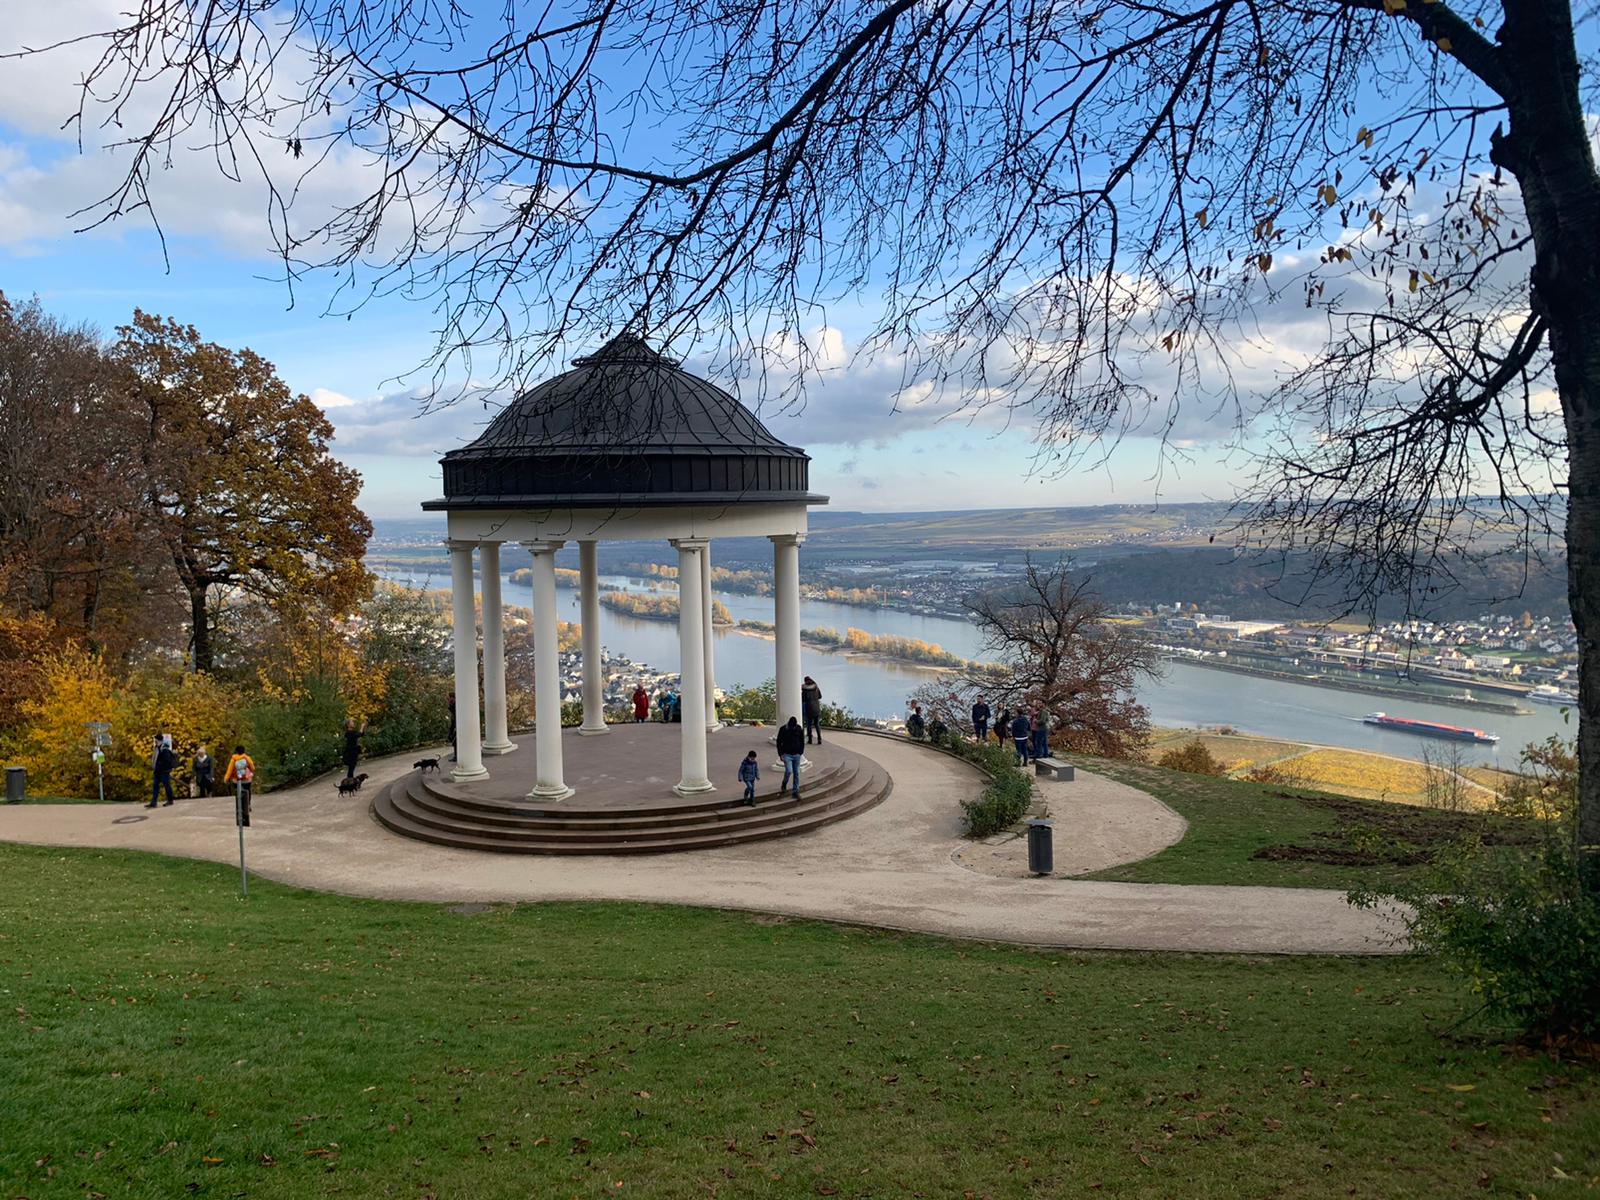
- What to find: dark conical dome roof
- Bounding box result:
[425,335,819,510]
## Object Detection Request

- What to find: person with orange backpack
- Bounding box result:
[224,742,254,825]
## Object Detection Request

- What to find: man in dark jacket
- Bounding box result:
[801,676,824,744]
[906,703,926,740]
[775,717,806,798]
[1010,710,1033,766]
[341,718,367,780]
[148,736,177,808]
[971,697,990,742]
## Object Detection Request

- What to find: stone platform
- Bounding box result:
[372,723,892,854]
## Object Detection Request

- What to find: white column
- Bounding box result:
[480,541,516,755]
[772,533,805,728]
[671,538,714,794]
[702,539,720,732]
[447,539,488,782]
[578,540,608,735]
[524,540,574,801]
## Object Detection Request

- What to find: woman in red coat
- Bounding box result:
[631,684,650,723]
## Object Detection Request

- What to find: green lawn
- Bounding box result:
[1069,757,1534,890]
[1,844,1596,1198]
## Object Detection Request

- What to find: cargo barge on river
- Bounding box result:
[1362,712,1500,744]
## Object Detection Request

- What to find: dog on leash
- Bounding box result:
[337,772,370,797]
[413,757,440,774]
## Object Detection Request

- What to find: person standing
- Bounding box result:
[775,717,806,799]
[147,736,177,808]
[971,696,990,742]
[738,750,761,805]
[1010,709,1033,766]
[632,684,650,723]
[224,744,256,812]
[192,746,215,798]
[801,676,824,744]
[341,718,367,780]
[993,706,1011,747]
[1032,704,1050,761]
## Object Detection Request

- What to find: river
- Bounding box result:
[383,568,1572,765]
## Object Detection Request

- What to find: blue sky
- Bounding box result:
[0,2,1262,519]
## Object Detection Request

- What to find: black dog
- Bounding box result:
[414,757,440,774]
[336,772,370,797]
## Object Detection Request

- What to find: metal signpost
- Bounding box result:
[235,774,252,897]
[85,722,112,803]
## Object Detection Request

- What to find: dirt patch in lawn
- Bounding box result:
[1250,790,1543,867]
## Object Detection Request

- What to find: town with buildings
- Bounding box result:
[1138,605,1580,705]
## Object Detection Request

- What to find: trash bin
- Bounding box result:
[5,766,24,803]
[1026,818,1053,875]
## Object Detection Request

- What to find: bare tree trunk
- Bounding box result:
[1490,0,1600,885]
[189,585,212,674]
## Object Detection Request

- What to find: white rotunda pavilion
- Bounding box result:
[423,335,827,800]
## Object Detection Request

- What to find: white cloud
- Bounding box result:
[310,386,358,410]
[326,385,505,457]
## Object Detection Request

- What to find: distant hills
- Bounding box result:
[801,504,1226,559]
[368,502,1569,621]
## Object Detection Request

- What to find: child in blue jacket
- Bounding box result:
[738,751,761,804]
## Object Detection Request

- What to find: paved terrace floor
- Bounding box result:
[0,730,1406,955]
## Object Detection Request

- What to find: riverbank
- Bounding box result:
[1159,652,1527,715]
[1144,726,1506,808]
[600,592,735,626]
[734,618,989,673]
[732,625,970,678]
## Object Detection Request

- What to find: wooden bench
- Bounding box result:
[1034,757,1074,781]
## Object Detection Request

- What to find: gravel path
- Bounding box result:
[0,731,1405,954]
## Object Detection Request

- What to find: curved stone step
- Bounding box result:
[419,758,854,821]
[387,764,886,845]
[371,761,892,855]
[400,761,862,833]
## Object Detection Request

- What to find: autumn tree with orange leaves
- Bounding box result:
[0,295,167,657]
[114,312,373,673]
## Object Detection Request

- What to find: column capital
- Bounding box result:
[769,532,807,547]
[443,537,479,551]
[669,537,710,550]
[522,539,567,554]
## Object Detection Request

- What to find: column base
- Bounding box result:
[451,764,490,783]
[528,782,575,802]
[483,740,518,756]
[770,756,813,771]
[706,721,723,733]
[672,778,716,796]
[576,724,610,737]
